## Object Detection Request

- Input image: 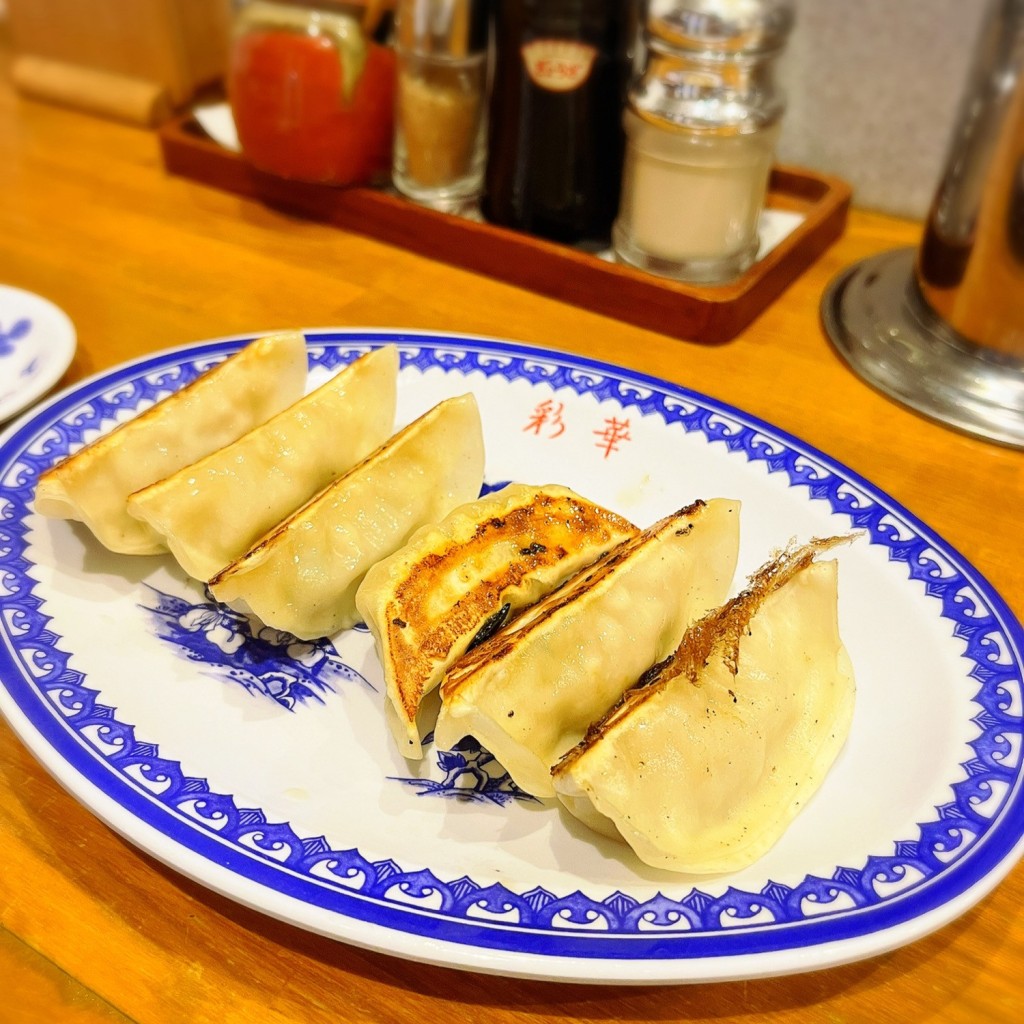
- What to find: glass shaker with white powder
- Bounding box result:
[613,0,793,283]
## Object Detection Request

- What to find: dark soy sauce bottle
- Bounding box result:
[482,0,636,245]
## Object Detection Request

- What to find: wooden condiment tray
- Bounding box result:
[158,113,851,344]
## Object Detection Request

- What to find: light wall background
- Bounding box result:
[777,0,989,217]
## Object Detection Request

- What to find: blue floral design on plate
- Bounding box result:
[0,317,32,358]
[138,585,371,710]
[0,331,1022,976]
[390,738,538,807]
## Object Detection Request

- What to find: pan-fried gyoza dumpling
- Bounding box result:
[355,483,639,759]
[433,498,740,798]
[34,332,308,555]
[551,537,856,874]
[126,346,399,582]
[210,394,485,640]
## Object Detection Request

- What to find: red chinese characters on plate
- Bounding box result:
[523,400,631,459]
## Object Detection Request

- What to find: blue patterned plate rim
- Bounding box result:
[0,328,1021,985]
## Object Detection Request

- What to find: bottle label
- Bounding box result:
[520,39,598,93]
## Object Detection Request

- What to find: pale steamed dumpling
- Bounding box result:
[433,498,741,798]
[126,345,399,581]
[551,538,856,874]
[210,393,485,640]
[34,331,308,555]
[355,483,639,759]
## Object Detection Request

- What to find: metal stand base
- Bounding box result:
[821,247,1024,449]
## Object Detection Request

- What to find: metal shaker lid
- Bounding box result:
[395,0,488,56]
[630,0,791,133]
[652,0,795,56]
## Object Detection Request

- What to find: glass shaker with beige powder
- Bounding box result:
[392,0,489,211]
[613,1,793,283]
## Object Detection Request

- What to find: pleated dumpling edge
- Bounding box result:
[434,498,742,798]
[210,393,486,641]
[34,331,309,555]
[355,482,640,760]
[126,344,399,582]
[552,536,857,875]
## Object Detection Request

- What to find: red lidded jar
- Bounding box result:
[228,0,396,186]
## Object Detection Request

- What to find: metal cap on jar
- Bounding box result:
[652,0,795,56]
[630,0,792,133]
[395,0,488,57]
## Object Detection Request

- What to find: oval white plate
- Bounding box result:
[1,330,1022,985]
[0,285,76,423]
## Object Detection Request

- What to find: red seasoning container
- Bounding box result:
[483,0,637,244]
[228,0,396,186]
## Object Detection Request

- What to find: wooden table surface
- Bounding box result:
[2,42,1023,1024]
